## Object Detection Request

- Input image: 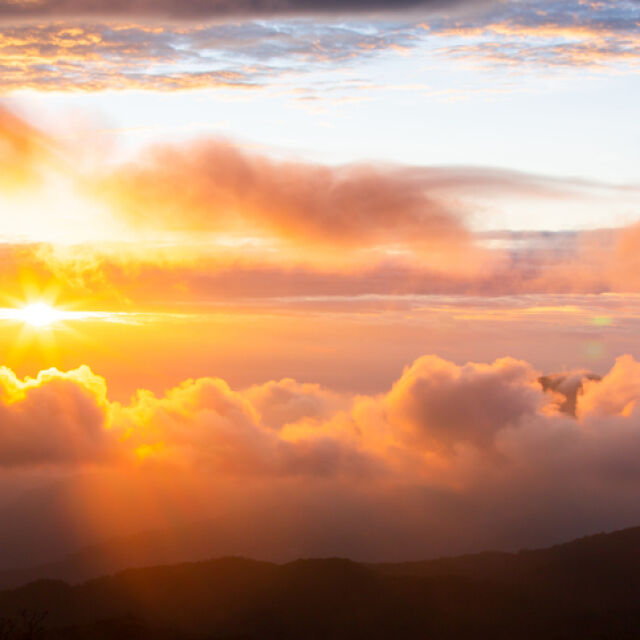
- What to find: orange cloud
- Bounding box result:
[0,352,637,477]
[4,352,640,563]
[383,355,544,450]
[0,107,639,304]
[0,20,427,92]
[539,370,600,416]
[95,140,473,254]
[244,378,350,430]
[0,107,55,190]
[0,1,635,96]
[0,365,110,466]
[577,355,640,418]
[428,1,640,70]
[0,365,378,477]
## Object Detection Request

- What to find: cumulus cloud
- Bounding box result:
[4,353,640,561]
[539,371,601,416]
[245,378,350,430]
[0,366,110,466]
[0,352,636,478]
[0,365,377,478]
[577,355,640,418]
[383,355,544,449]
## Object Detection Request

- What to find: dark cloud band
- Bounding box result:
[0,0,475,20]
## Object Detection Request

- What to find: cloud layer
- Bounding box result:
[0,21,424,91]
[0,1,636,92]
[0,106,639,304]
[2,351,628,475]
[3,353,640,562]
[0,0,472,20]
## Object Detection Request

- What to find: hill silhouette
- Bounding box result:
[1,526,640,638]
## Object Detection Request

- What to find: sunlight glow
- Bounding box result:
[0,302,114,328]
[19,303,64,327]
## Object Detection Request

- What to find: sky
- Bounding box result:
[0,0,640,569]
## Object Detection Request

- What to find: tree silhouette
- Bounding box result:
[18,611,47,640]
[0,618,15,640]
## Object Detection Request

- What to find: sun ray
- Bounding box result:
[0,288,122,369]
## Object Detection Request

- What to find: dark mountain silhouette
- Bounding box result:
[0,520,227,591]
[2,526,640,638]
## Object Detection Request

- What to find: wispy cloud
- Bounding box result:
[0,20,428,91]
[0,2,636,92]
[427,0,640,69]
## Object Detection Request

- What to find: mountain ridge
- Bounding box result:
[1,525,640,638]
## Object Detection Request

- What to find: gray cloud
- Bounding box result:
[0,0,476,21]
[428,0,640,69]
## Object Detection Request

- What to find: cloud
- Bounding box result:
[96,140,477,255]
[0,21,425,92]
[0,365,110,466]
[428,0,640,70]
[94,137,637,259]
[0,0,475,21]
[577,355,640,418]
[0,352,636,478]
[0,107,56,189]
[0,108,638,303]
[0,228,634,312]
[5,353,640,561]
[244,378,350,430]
[539,371,601,416]
[607,222,640,291]
[383,355,544,449]
[0,364,376,478]
[0,2,636,92]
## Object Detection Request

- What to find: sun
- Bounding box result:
[0,298,107,329]
[18,302,64,328]
[0,289,108,365]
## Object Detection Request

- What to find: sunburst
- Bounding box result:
[0,283,112,366]
[11,302,67,328]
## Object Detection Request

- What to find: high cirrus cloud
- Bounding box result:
[428,0,640,70]
[0,21,426,92]
[0,1,635,95]
[0,1,634,95]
